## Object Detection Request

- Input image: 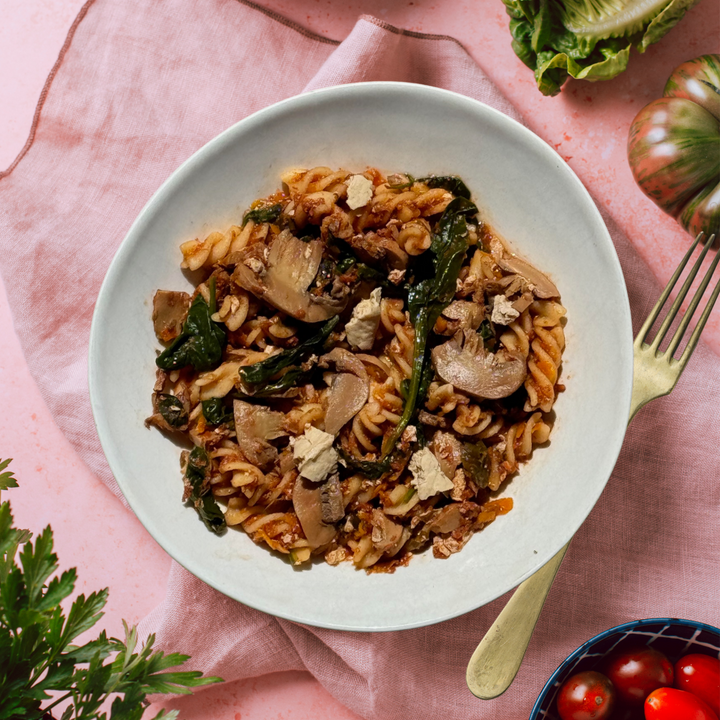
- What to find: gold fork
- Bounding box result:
[466,232,720,701]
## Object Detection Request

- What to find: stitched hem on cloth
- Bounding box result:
[1,1,483,181]
[359,13,470,51]
[0,0,342,180]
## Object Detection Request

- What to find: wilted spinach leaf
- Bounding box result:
[240,315,339,388]
[157,393,188,428]
[461,440,490,488]
[381,197,477,458]
[333,245,392,288]
[242,203,282,227]
[156,280,226,372]
[416,175,472,199]
[337,447,391,480]
[185,446,226,534]
[201,398,234,425]
[248,366,309,397]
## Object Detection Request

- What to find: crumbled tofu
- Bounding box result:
[491,294,520,325]
[408,447,454,500]
[345,288,382,350]
[388,269,406,285]
[346,174,374,210]
[293,426,338,483]
[402,425,417,444]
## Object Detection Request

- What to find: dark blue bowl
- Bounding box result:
[530,618,720,719]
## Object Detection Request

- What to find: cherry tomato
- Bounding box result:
[675,654,720,715]
[603,646,673,705]
[645,687,719,720]
[556,671,616,720]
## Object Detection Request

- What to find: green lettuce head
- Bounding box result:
[503,0,702,96]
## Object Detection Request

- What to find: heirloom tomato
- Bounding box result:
[556,670,615,720]
[628,54,720,240]
[675,654,720,714]
[603,646,673,705]
[645,687,719,720]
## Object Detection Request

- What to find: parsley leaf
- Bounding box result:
[0,460,222,719]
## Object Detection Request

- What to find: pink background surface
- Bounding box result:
[1,1,718,718]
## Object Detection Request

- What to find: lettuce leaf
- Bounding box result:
[503,0,701,96]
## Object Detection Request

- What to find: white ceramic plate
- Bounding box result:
[89,82,633,632]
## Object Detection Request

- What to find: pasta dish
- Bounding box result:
[146,167,566,571]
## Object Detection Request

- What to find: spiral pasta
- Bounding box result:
[148,166,566,572]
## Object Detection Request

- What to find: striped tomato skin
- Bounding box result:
[628,54,720,238]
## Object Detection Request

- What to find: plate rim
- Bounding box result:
[89,81,634,632]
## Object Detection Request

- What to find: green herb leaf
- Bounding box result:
[201,398,234,426]
[157,394,188,429]
[0,488,221,718]
[156,285,226,372]
[242,203,282,227]
[184,446,226,534]
[0,458,18,491]
[240,315,339,387]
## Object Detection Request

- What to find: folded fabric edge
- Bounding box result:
[358,13,472,50]
[0,0,342,183]
[235,0,340,45]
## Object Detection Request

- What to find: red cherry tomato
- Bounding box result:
[604,646,674,705]
[645,687,719,720]
[675,654,720,714]
[556,671,616,720]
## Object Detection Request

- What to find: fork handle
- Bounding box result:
[466,542,569,699]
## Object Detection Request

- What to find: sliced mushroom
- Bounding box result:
[512,291,534,314]
[319,348,370,435]
[348,232,409,270]
[427,504,464,534]
[293,475,338,549]
[325,374,369,436]
[431,431,463,480]
[431,330,527,400]
[152,290,191,342]
[496,254,560,299]
[320,473,345,524]
[319,347,369,380]
[435,300,484,335]
[232,230,347,322]
[371,509,405,554]
[233,400,285,471]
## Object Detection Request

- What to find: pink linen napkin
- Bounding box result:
[1,1,719,718]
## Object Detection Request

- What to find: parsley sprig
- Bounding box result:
[0,459,221,719]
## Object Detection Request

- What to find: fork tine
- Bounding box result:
[635,232,704,346]
[648,233,714,353]
[666,235,720,359]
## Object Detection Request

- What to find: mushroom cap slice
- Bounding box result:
[431,431,463,480]
[442,300,484,328]
[431,330,527,400]
[319,348,370,436]
[495,254,560,299]
[152,290,190,342]
[233,400,285,470]
[324,373,369,436]
[293,476,338,549]
[232,231,347,322]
